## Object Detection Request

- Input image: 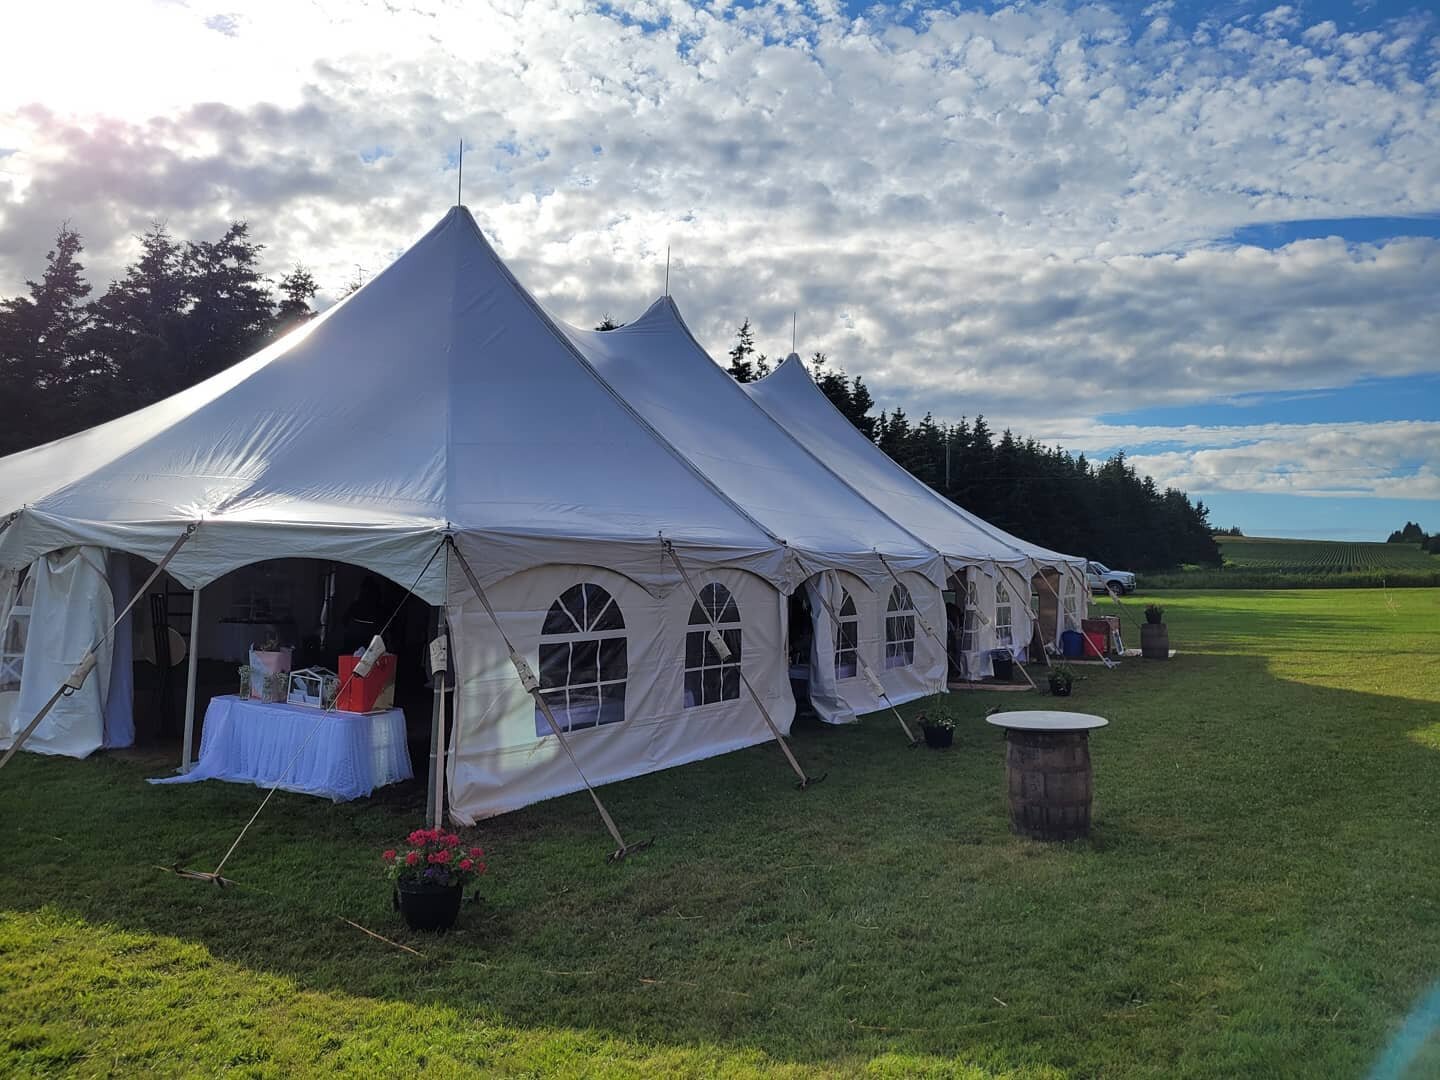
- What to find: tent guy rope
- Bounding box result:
[0,521,200,773]
[446,537,652,863]
[662,537,823,789]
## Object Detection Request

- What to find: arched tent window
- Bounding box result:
[961,578,980,652]
[536,583,627,737]
[684,583,742,708]
[884,583,916,669]
[0,568,35,693]
[995,580,1014,647]
[1063,573,1080,629]
[834,590,859,679]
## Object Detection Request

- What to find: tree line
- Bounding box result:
[725,325,1221,572]
[0,223,316,457]
[2,221,1219,572]
[1386,522,1440,554]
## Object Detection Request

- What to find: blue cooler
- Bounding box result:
[1061,630,1084,658]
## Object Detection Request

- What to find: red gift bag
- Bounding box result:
[337,653,397,713]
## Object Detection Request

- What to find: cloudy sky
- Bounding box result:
[2,0,1437,540]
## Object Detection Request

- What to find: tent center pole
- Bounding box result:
[426,605,446,828]
[181,587,202,772]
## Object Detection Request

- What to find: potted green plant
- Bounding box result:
[384,828,488,932]
[1047,662,1075,697]
[1141,604,1169,660]
[919,711,955,749]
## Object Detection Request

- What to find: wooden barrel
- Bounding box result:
[1005,729,1093,840]
[1140,623,1169,659]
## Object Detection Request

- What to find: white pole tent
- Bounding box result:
[0,206,816,824]
[561,299,948,726]
[742,354,1090,675]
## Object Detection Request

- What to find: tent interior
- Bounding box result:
[0,552,440,775]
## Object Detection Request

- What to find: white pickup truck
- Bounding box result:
[1086,560,1136,595]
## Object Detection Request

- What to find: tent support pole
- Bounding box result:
[427,605,446,829]
[181,587,201,772]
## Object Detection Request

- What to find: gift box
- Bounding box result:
[248,644,293,699]
[336,652,397,713]
[287,666,339,709]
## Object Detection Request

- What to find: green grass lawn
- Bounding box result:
[3,589,1440,1078]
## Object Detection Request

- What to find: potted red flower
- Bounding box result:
[384,828,487,932]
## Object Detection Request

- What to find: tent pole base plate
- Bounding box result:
[797,772,828,790]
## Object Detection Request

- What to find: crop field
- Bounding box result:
[1219,536,1438,572]
[1144,536,1440,589]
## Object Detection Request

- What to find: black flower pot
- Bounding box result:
[922,724,954,749]
[395,881,464,932]
[1049,681,1072,697]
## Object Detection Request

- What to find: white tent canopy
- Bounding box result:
[562,298,950,720]
[743,355,1089,663]
[744,355,1084,576]
[561,299,943,589]
[0,207,793,599]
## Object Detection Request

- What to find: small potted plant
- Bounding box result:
[1048,662,1075,697]
[384,828,487,932]
[1141,604,1169,660]
[919,710,955,750]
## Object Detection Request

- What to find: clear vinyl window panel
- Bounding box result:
[1063,577,1080,628]
[535,583,627,736]
[884,583,916,669]
[960,578,979,652]
[684,582,742,708]
[0,568,34,693]
[994,580,1014,647]
[834,589,859,680]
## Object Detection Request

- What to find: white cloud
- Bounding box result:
[1021,419,1440,500]
[0,0,1436,503]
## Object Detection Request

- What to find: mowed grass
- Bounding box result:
[3,589,1440,1078]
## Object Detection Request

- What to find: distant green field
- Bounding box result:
[1144,536,1440,589]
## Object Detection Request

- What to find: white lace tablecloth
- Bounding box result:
[150,696,412,801]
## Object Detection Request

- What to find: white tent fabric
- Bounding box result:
[0,547,112,758]
[744,356,1089,664]
[559,298,949,719]
[745,355,1085,576]
[560,300,942,589]
[445,562,792,822]
[0,207,804,817]
[0,208,792,600]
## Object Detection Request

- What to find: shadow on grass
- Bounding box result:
[4,636,1440,1076]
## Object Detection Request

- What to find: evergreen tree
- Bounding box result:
[726,319,760,382]
[595,315,623,331]
[274,265,319,334]
[177,222,275,381]
[0,225,92,453]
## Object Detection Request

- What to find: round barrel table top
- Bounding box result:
[986,710,1109,732]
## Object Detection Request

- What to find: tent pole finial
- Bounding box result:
[456,138,464,207]
[792,311,797,354]
[665,246,671,297]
